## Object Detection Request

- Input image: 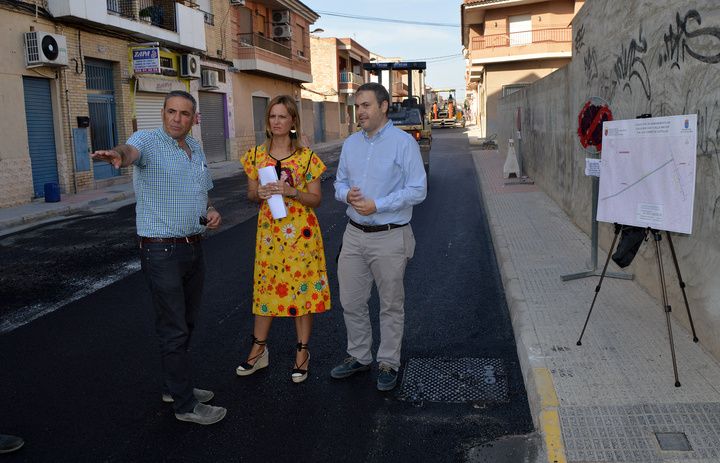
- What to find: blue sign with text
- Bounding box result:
[132,47,160,74]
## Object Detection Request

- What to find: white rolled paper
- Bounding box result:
[258,166,287,220]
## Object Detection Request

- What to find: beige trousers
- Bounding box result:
[337,223,416,370]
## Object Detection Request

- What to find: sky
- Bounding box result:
[302,0,466,101]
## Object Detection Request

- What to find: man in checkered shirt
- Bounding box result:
[92,90,226,425]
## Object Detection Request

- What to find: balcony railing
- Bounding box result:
[471,27,572,50]
[106,0,180,32]
[107,0,121,13]
[199,8,214,25]
[340,71,364,85]
[239,33,292,59]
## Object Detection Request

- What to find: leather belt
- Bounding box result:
[140,234,204,244]
[349,219,408,233]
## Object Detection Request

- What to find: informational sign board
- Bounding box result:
[597,114,697,234]
[132,47,160,75]
[585,158,601,177]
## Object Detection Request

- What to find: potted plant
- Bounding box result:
[139,8,152,23]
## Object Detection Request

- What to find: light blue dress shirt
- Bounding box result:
[334,119,427,225]
[127,127,213,238]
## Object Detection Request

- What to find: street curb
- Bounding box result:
[84,191,135,208]
[0,207,68,231]
[470,150,566,463]
[0,190,138,233]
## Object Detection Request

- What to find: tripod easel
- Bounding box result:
[576,223,699,387]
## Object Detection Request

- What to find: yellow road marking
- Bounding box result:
[535,368,565,463]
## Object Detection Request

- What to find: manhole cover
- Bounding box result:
[655,432,692,451]
[398,358,509,403]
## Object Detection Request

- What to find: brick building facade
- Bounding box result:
[302,36,372,141]
[0,0,320,209]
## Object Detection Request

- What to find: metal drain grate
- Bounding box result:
[398,357,509,403]
[655,432,692,451]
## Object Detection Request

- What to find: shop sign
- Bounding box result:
[132,47,160,74]
[136,76,186,93]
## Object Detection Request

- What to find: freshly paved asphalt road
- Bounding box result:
[0,129,534,462]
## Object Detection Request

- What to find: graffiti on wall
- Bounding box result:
[576,24,597,86]
[694,100,720,160]
[584,48,599,85]
[576,27,651,102]
[659,10,720,69]
[574,23,586,55]
[612,28,652,101]
[693,101,720,218]
[654,10,720,176]
[574,8,720,222]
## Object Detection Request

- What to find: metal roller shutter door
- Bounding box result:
[198,92,226,163]
[23,76,59,197]
[135,92,165,131]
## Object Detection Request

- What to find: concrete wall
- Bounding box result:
[497,0,720,358]
[484,59,568,138]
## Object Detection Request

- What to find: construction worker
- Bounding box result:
[432,102,438,119]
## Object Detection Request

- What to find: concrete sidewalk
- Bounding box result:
[469,125,720,462]
[0,138,344,235]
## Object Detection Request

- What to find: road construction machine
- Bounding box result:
[428,88,465,128]
[363,61,432,174]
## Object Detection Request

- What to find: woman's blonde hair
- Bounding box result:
[263,95,306,152]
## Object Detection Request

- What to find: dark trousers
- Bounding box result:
[140,241,206,413]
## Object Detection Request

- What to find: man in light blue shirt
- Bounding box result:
[92,90,225,425]
[331,82,427,391]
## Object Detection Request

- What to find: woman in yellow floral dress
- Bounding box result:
[236,95,330,383]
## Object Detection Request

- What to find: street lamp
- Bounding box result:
[310,28,324,34]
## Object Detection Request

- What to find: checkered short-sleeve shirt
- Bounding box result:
[127,127,213,238]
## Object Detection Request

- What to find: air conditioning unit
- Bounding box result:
[180,54,201,79]
[230,0,245,5]
[272,10,290,24]
[201,69,218,88]
[24,31,68,68]
[273,24,292,39]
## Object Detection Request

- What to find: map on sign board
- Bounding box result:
[596,114,697,234]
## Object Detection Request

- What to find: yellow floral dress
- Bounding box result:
[241,145,330,317]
